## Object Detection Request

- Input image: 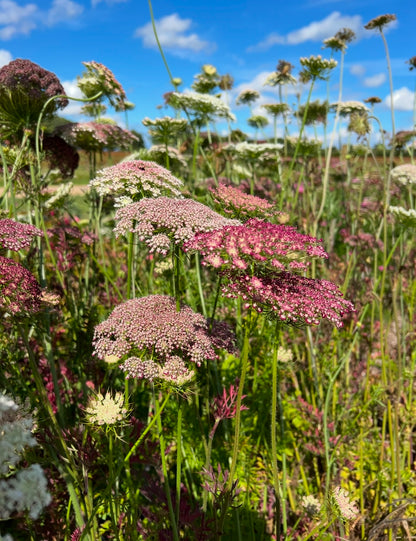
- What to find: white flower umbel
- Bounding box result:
[169,92,236,121]
[390,164,416,185]
[0,393,51,521]
[389,205,416,228]
[223,142,282,160]
[330,101,370,117]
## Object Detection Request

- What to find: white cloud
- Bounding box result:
[0,0,38,39]
[0,0,83,39]
[350,64,366,77]
[92,0,127,5]
[47,0,83,25]
[61,79,85,116]
[246,33,285,53]
[248,11,364,52]
[363,73,386,88]
[0,49,12,67]
[135,13,215,54]
[384,87,414,111]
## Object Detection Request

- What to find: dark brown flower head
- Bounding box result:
[42,135,80,178]
[364,14,397,31]
[364,96,382,105]
[407,56,416,71]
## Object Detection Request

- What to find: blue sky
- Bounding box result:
[0,0,415,143]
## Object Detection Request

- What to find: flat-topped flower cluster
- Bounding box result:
[90,160,183,202]
[114,196,239,254]
[93,295,235,385]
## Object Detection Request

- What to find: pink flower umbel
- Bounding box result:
[185,219,354,328]
[114,197,239,254]
[210,383,248,439]
[93,295,235,384]
[184,218,328,273]
[57,122,138,153]
[0,219,42,251]
[210,183,278,220]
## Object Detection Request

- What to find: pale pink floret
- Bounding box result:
[114,197,239,254]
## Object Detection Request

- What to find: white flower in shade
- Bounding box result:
[0,393,51,521]
[301,494,321,516]
[390,163,416,185]
[85,391,127,426]
[0,464,52,520]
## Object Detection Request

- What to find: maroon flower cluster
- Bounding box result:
[0,219,42,251]
[56,122,138,153]
[93,295,234,383]
[0,255,41,314]
[114,197,239,255]
[0,59,68,109]
[221,270,353,327]
[42,135,80,178]
[184,218,328,273]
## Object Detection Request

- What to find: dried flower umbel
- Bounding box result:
[113,197,239,254]
[93,295,233,384]
[90,161,183,204]
[364,13,397,31]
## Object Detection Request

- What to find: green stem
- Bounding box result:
[227,310,252,490]
[175,400,183,523]
[153,389,179,541]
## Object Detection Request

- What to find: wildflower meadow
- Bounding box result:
[1,10,416,541]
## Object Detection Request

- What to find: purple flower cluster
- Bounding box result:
[0,255,41,314]
[0,219,42,251]
[90,161,183,201]
[114,197,239,254]
[0,59,68,109]
[93,295,232,383]
[56,122,138,153]
[184,218,328,273]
